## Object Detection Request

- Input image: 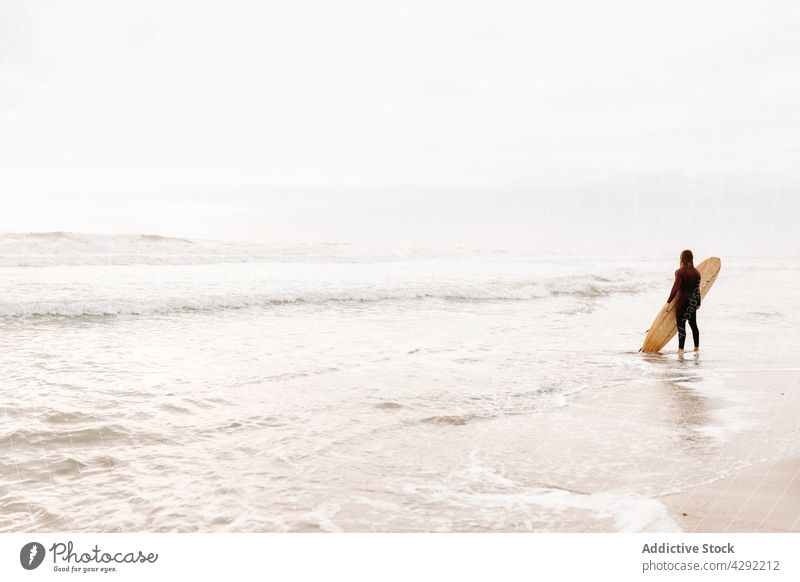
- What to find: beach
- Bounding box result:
[657,369,800,533]
[1,233,799,532]
[662,455,800,533]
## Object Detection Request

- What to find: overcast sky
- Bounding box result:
[1,1,798,255]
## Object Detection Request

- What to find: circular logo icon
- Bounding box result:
[20,542,46,570]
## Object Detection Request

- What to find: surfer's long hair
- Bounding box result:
[680,249,694,269]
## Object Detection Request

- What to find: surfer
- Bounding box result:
[666,250,701,355]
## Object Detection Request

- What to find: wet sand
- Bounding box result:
[661,456,800,532]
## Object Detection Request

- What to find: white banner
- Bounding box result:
[0,534,797,582]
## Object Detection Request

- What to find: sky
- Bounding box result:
[1,0,798,256]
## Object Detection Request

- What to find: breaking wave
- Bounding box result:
[0,232,445,266]
[0,279,646,318]
[0,232,653,318]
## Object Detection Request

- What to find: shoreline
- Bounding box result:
[659,456,800,532]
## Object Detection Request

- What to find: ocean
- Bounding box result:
[1,232,799,532]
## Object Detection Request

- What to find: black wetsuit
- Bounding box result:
[668,266,701,349]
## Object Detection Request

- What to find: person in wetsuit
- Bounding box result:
[666,249,701,354]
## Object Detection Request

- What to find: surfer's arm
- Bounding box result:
[666,270,681,305]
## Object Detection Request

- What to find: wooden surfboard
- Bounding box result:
[640,257,721,353]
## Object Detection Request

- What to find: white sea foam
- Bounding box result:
[0,233,653,317]
[403,466,681,533]
[0,283,643,318]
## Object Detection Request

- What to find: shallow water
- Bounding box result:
[2,234,799,531]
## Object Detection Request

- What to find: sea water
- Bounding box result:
[1,233,799,532]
